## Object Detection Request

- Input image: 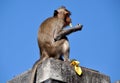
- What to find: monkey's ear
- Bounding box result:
[53,10,58,17]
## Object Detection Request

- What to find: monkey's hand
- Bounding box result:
[54,24,83,41]
[75,24,83,30]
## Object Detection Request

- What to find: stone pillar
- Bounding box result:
[7,58,110,83]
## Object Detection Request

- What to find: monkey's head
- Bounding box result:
[54,6,72,27]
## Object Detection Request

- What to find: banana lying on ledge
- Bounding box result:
[70,59,82,76]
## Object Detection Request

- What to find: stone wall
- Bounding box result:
[7,58,110,83]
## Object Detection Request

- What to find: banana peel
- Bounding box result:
[70,60,82,76]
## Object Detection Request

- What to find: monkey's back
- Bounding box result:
[38,17,64,45]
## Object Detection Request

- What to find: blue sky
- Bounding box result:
[0,0,120,83]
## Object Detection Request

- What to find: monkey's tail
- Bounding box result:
[30,57,49,83]
[30,59,41,83]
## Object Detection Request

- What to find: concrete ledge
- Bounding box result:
[7,58,110,83]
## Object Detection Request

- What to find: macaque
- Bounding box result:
[30,6,83,83]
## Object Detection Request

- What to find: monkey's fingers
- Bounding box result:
[75,24,83,30]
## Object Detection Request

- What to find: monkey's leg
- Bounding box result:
[62,40,70,62]
[55,38,70,62]
[63,50,70,62]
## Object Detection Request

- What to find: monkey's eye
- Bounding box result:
[66,13,71,17]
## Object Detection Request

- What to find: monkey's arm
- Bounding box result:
[54,24,83,41]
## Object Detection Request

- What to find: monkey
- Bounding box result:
[30,6,83,83]
[38,6,71,61]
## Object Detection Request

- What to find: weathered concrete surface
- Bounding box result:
[115,80,120,83]
[7,58,110,83]
[7,70,31,83]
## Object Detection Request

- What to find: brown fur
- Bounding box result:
[30,6,71,83]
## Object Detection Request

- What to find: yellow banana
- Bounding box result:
[70,60,82,76]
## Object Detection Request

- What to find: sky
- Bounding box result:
[0,0,120,83]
